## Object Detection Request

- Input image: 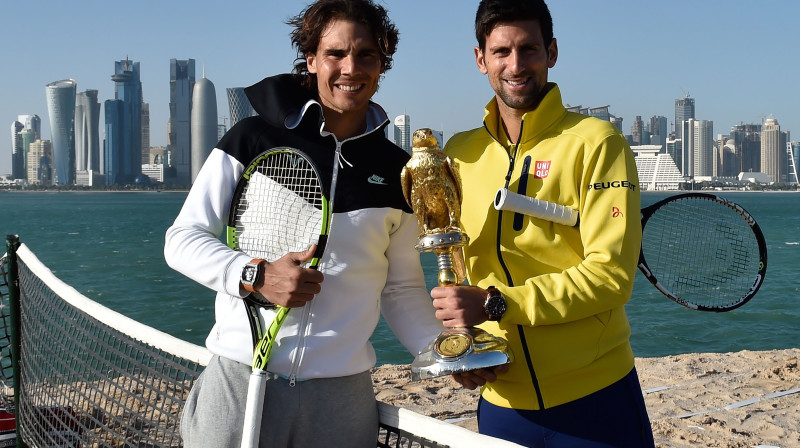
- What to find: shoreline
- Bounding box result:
[372,348,800,447]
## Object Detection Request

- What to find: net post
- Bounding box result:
[4,235,25,448]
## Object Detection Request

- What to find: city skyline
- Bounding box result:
[3,1,799,175]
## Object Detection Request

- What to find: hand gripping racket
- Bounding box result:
[494,189,767,312]
[226,147,330,448]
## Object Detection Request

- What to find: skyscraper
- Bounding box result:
[227,87,255,126]
[17,114,41,138]
[787,141,799,184]
[141,102,150,165]
[674,95,695,172]
[674,95,695,138]
[106,58,143,184]
[10,121,24,179]
[191,75,218,183]
[631,116,644,146]
[729,124,762,174]
[394,114,410,153]
[104,99,123,184]
[761,117,786,183]
[45,79,77,185]
[692,120,714,177]
[75,89,101,173]
[28,139,53,185]
[679,119,694,177]
[169,58,195,184]
[20,128,36,180]
[648,115,668,146]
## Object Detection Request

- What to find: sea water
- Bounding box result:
[1,190,798,365]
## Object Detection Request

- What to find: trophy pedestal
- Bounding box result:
[410,327,511,381]
[401,128,512,382]
[410,231,512,381]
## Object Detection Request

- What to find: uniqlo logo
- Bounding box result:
[534,161,551,178]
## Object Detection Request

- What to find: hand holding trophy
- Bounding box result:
[400,128,512,380]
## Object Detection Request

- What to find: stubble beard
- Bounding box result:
[496,82,546,111]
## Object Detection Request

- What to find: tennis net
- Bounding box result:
[1,237,521,448]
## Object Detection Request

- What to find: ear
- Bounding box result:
[547,38,558,68]
[306,53,318,74]
[474,46,488,75]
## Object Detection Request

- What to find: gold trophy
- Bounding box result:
[401,128,511,381]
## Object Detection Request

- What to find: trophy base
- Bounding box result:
[410,327,512,381]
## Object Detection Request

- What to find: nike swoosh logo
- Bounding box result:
[368,174,388,185]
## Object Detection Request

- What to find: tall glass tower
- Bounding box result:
[191,75,218,183]
[104,100,121,184]
[75,89,101,173]
[106,58,143,184]
[17,114,41,138]
[11,115,40,181]
[45,79,77,185]
[674,95,695,137]
[10,121,24,179]
[226,87,255,126]
[169,58,195,184]
[394,114,411,153]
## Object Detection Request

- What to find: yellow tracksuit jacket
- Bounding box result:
[443,83,642,410]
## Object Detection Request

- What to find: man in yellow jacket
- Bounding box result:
[431,1,655,446]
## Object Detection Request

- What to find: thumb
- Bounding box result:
[290,244,318,265]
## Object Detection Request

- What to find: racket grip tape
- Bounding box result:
[240,369,268,448]
[494,188,579,226]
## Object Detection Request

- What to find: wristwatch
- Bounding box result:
[241,259,265,293]
[484,286,507,321]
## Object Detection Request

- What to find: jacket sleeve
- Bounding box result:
[163,148,251,298]
[500,132,642,327]
[378,212,444,355]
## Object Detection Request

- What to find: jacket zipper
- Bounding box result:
[488,119,546,410]
[288,136,344,387]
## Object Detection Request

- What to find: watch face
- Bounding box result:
[242,265,258,284]
[487,295,506,320]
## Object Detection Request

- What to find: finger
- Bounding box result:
[451,373,479,390]
[469,368,497,383]
[291,244,318,265]
[494,363,510,375]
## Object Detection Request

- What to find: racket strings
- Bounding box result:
[641,197,761,309]
[235,152,324,262]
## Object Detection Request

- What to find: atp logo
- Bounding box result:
[534,161,551,179]
[611,206,623,218]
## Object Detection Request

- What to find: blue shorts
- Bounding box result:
[477,368,655,448]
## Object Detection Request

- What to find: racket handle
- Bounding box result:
[240,369,268,448]
[494,188,579,227]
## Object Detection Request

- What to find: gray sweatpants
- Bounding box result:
[181,355,379,448]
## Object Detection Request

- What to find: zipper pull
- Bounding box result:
[289,374,297,387]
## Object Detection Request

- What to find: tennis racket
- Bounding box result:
[226,147,330,448]
[494,189,768,312]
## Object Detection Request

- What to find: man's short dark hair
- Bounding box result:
[287,0,399,89]
[475,0,553,51]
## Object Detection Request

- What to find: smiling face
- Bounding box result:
[475,20,558,117]
[306,19,382,131]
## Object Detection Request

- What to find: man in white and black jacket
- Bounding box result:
[164,1,443,447]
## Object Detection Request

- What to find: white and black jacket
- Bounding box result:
[165,74,442,381]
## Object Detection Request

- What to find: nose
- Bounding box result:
[341,54,356,75]
[508,50,523,74]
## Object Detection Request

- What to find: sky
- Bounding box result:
[2,0,799,176]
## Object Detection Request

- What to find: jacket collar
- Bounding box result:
[482,82,567,145]
[244,74,389,138]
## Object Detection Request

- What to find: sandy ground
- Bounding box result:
[372,348,800,447]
